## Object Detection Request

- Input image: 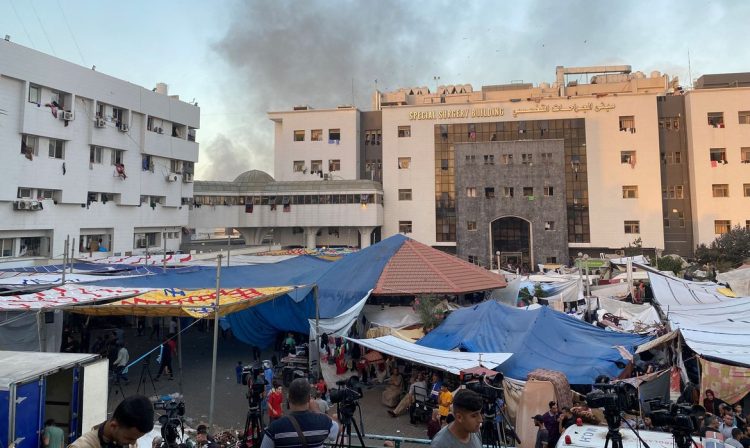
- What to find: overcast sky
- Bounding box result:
[2,0,749,180]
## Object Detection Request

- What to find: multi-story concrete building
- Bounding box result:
[234,64,750,266]
[0,41,199,264]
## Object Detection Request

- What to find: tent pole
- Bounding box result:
[314,284,321,380]
[209,254,222,428]
[177,318,183,395]
[62,235,68,286]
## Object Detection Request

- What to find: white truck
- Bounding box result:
[558,424,725,448]
[0,351,108,448]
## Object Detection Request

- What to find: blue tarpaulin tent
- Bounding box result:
[89,235,408,347]
[417,300,652,384]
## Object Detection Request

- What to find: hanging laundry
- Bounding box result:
[45,103,58,118]
[711,160,718,168]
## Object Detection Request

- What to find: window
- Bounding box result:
[739,111,750,125]
[503,187,514,198]
[468,255,478,265]
[310,160,322,173]
[134,232,159,249]
[467,221,477,231]
[714,220,731,235]
[483,154,494,165]
[502,154,513,165]
[543,186,554,197]
[541,152,553,162]
[521,153,533,165]
[712,184,729,197]
[466,187,477,198]
[293,130,305,142]
[170,159,182,173]
[677,211,686,228]
[485,187,495,198]
[365,129,381,145]
[624,220,640,234]
[710,148,727,163]
[17,188,32,198]
[619,115,635,131]
[0,238,13,258]
[620,151,636,164]
[293,161,305,172]
[664,217,670,228]
[111,149,124,165]
[398,221,412,234]
[328,128,341,141]
[38,189,55,200]
[48,139,64,159]
[744,183,750,197]
[398,189,412,200]
[90,146,102,164]
[545,257,557,264]
[21,135,38,156]
[398,157,411,169]
[328,159,340,172]
[545,221,555,231]
[465,154,476,164]
[741,147,750,163]
[622,185,639,199]
[142,155,154,172]
[675,185,684,199]
[674,152,682,164]
[311,129,322,141]
[28,84,41,104]
[397,126,411,137]
[708,112,725,127]
[523,187,534,198]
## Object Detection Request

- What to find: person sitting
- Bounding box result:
[388,371,426,418]
[381,367,403,408]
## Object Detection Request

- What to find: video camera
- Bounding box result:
[241,363,267,410]
[330,377,364,421]
[464,371,504,404]
[154,399,185,448]
[648,402,705,434]
[585,382,639,414]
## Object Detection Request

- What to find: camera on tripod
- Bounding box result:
[330,377,363,419]
[648,402,705,434]
[154,399,185,448]
[585,382,639,414]
[463,372,504,417]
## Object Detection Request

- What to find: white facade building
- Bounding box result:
[0,41,199,264]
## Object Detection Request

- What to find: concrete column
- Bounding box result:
[358,227,375,249]
[304,227,319,249]
[238,227,267,246]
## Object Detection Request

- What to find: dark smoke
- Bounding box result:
[197,0,749,180]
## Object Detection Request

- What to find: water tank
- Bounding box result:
[155,83,168,95]
[634,71,645,79]
[650,71,662,78]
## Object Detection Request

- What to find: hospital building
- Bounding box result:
[193,65,750,268]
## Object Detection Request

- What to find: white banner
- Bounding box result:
[0,285,153,310]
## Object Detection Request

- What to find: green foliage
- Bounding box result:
[624,237,643,256]
[695,226,750,269]
[414,295,444,331]
[656,255,684,275]
[534,283,547,299]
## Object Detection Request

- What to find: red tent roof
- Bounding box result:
[373,238,506,295]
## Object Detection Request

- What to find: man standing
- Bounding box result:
[721,413,738,440]
[430,389,483,448]
[260,379,338,448]
[155,338,174,381]
[113,343,130,383]
[69,395,154,448]
[726,428,745,448]
[542,401,560,447]
[43,419,64,448]
[533,415,549,448]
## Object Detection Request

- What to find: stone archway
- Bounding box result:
[491,216,533,271]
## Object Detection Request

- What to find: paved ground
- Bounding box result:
[107,324,430,443]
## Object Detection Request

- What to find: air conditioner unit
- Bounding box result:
[118,123,129,132]
[13,200,30,210]
[95,118,106,128]
[156,127,164,134]
[166,173,178,182]
[59,111,74,121]
[615,250,625,256]
[182,173,194,183]
[30,201,43,211]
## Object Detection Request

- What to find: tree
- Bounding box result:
[414,294,445,332]
[656,255,684,275]
[695,226,750,269]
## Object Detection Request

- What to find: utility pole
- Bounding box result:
[162,230,167,270]
[208,254,222,428]
[61,235,69,285]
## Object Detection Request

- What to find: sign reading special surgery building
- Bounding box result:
[408,102,616,121]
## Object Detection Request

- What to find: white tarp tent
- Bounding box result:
[679,325,750,366]
[610,255,650,265]
[717,265,750,297]
[346,335,513,374]
[362,304,421,330]
[648,272,736,307]
[590,297,661,333]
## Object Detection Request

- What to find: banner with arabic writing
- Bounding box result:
[71,286,294,318]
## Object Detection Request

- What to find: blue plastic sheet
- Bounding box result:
[417,300,652,384]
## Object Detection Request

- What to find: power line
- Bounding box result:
[29,0,57,56]
[8,0,37,49]
[56,0,86,65]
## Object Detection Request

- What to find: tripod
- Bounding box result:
[334,403,366,448]
[137,359,158,396]
[603,410,651,448]
[242,406,263,448]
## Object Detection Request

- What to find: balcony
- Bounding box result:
[144,131,198,162]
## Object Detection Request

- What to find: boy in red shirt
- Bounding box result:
[267,381,283,422]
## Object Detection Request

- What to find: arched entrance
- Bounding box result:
[491,216,532,271]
